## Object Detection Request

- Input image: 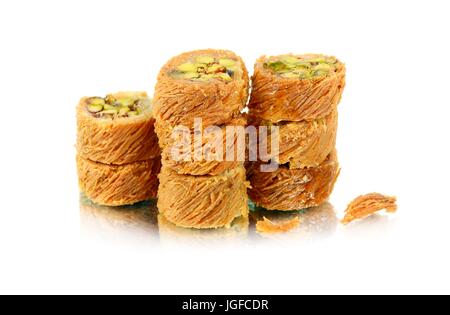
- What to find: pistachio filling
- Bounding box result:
[85,95,145,118]
[170,56,238,82]
[264,55,339,79]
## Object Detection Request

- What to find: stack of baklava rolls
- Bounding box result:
[247,54,346,210]
[154,49,250,229]
[76,91,161,206]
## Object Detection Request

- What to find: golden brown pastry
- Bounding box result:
[154,49,249,127]
[156,115,246,176]
[249,110,337,169]
[77,91,160,165]
[249,54,345,123]
[255,217,301,234]
[76,155,161,206]
[157,165,249,229]
[247,151,340,211]
[341,193,398,225]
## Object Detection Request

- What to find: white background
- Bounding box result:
[0,0,449,295]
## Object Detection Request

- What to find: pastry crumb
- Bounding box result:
[341,193,397,225]
[256,217,301,233]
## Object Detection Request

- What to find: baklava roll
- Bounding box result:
[77,91,160,165]
[156,116,246,176]
[157,166,249,229]
[247,151,340,211]
[154,49,249,127]
[249,110,338,169]
[249,54,345,123]
[76,155,161,206]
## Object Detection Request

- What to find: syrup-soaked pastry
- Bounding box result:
[249,110,337,169]
[77,91,160,165]
[157,165,249,229]
[249,54,345,123]
[341,193,397,225]
[247,151,340,211]
[76,155,161,206]
[156,115,246,176]
[154,49,249,127]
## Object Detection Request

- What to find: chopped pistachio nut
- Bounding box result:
[118,107,130,116]
[313,63,332,72]
[102,109,118,115]
[116,97,134,107]
[177,62,199,72]
[219,58,237,68]
[87,104,103,113]
[85,95,147,118]
[103,104,116,111]
[171,56,237,82]
[264,55,339,79]
[280,55,302,65]
[89,97,105,106]
[195,56,215,64]
[181,72,201,79]
[216,72,232,81]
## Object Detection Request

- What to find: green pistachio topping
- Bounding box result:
[87,104,103,113]
[195,56,215,64]
[116,97,134,107]
[264,55,339,79]
[89,97,105,106]
[85,95,148,119]
[171,56,237,82]
[102,109,118,115]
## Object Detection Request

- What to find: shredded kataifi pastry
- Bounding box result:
[256,217,301,234]
[341,193,397,225]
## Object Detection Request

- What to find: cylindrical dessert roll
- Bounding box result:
[249,110,338,169]
[154,49,249,127]
[157,166,249,229]
[247,151,340,211]
[76,155,161,206]
[77,91,160,165]
[249,54,345,123]
[156,116,246,176]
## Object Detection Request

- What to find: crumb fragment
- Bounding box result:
[341,193,397,225]
[256,216,301,234]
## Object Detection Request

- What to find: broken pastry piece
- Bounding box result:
[76,155,161,206]
[249,110,337,169]
[77,91,160,165]
[154,49,249,127]
[157,165,249,229]
[341,193,398,225]
[249,54,346,123]
[256,217,301,234]
[155,115,246,176]
[247,151,340,211]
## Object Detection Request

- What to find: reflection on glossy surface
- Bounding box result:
[80,196,344,244]
[249,202,339,242]
[340,213,398,239]
[158,214,249,245]
[79,194,159,243]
